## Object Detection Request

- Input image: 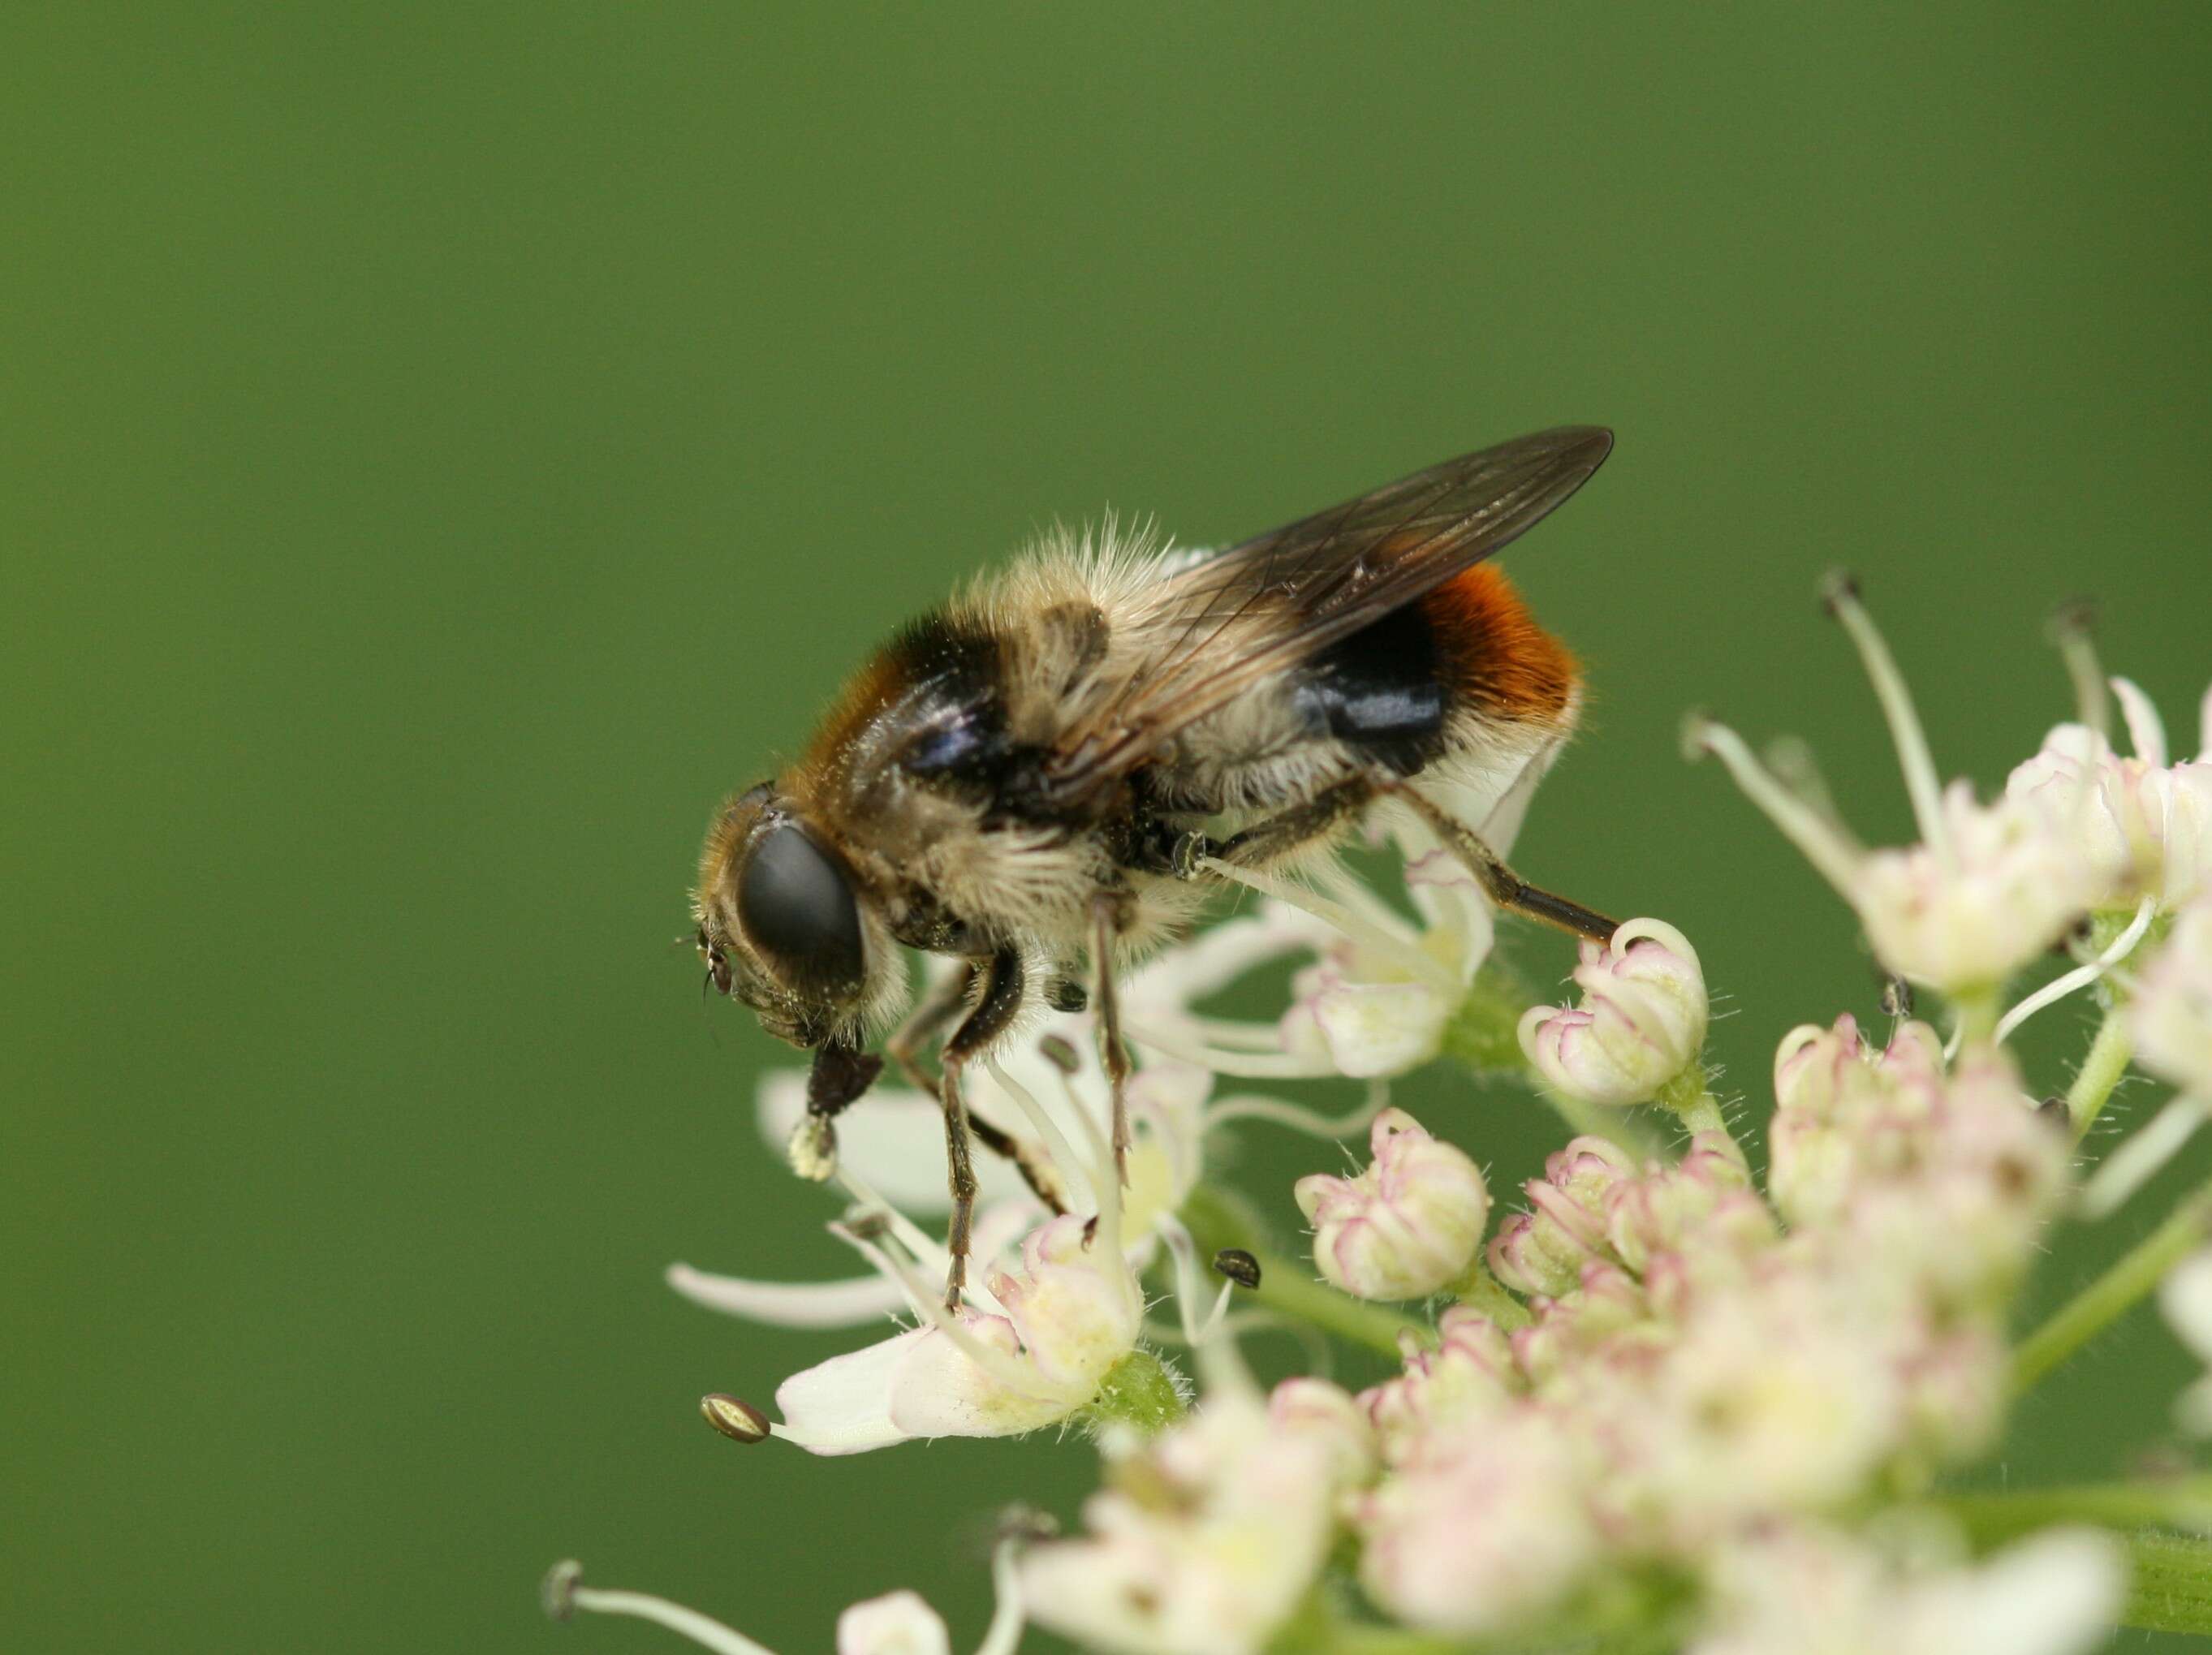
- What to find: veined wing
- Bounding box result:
[1045,426,1612,804]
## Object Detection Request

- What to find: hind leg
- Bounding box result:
[1375,775,1619,941]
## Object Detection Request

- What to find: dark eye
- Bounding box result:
[738,822,865,996]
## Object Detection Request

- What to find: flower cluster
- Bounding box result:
[552,596,2212,1654]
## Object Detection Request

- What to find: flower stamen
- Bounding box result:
[541,1562,777,1655]
[1822,571,1954,865]
[1684,715,1866,892]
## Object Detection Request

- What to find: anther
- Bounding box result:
[2046,595,2099,645]
[1038,1033,1083,1075]
[838,1205,890,1242]
[700,1393,771,1445]
[2036,1095,2072,1131]
[997,1502,1061,1546]
[1817,568,1861,618]
[2047,596,2111,739]
[541,1559,584,1621]
[1880,976,1913,1019]
[1679,709,1715,765]
[1212,1248,1262,1290]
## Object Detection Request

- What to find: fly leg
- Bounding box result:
[890,959,1067,1218]
[938,949,1026,1311]
[887,962,975,1096]
[1374,774,1619,942]
[1171,774,1379,874]
[1090,895,1133,1186]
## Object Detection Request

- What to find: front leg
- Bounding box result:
[938,949,1025,1310]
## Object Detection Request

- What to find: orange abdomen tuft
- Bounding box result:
[1420,565,1580,721]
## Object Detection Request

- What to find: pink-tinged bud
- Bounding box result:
[1296,1110,1489,1300]
[1488,1209,1593,1299]
[1511,1263,1652,1384]
[1769,1016,1949,1228]
[1543,1134,1641,1200]
[1518,920,1710,1106]
[1357,1407,1600,1636]
[1606,1167,1776,1277]
[1771,1014,1868,1118]
[1361,1307,1518,1458]
[1487,1135,1640,1298]
[1270,1377,1378,1489]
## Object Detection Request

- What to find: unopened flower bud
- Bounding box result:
[1361,1306,1517,1457]
[1518,919,1709,1106]
[700,1392,771,1445]
[1606,1165,1774,1276]
[1295,1109,1488,1300]
[1486,1136,1637,1298]
[1269,1377,1377,1489]
[1511,1263,1651,1382]
[837,1588,953,1655]
[1487,1208,1594,1299]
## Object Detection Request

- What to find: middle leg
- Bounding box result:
[890,959,1067,1217]
[937,948,1026,1310]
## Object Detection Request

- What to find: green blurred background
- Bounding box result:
[7,6,2210,1651]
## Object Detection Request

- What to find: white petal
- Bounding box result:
[2112,675,2169,769]
[665,1261,907,1330]
[1913,1529,2122,1655]
[886,1330,1076,1442]
[2162,1248,2212,1364]
[1312,981,1447,1078]
[774,1329,929,1455]
[836,1589,951,1655]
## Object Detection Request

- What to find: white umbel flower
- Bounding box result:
[2007,676,2212,914]
[771,1209,1145,1454]
[1691,1524,2121,1655]
[1689,579,2106,998]
[1020,1381,1362,1655]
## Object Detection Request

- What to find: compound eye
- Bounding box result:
[738,822,865,997]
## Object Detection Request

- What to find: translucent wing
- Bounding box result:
[1046,425,1613,803]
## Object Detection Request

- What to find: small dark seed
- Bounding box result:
[700,1393,771,1445]
[1213,1248,1262,1290]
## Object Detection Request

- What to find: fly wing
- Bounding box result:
[1045,425,1612,804]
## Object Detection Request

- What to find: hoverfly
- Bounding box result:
[694,427,1619,1306]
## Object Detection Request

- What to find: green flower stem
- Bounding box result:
[1548,1088,1667,1162]
[2121,1532,2212,1636]
[1658,1066,1728,1141]
[2068,1006,2137,1143]
[1181,1187,1424,1357]
[1450,1260,1534,1332]
[2011,1179,2212,1395]
[1936,1476,2212,1544]
[1951,987,2001,1050]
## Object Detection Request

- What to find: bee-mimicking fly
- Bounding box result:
[695,427,1619,1305]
